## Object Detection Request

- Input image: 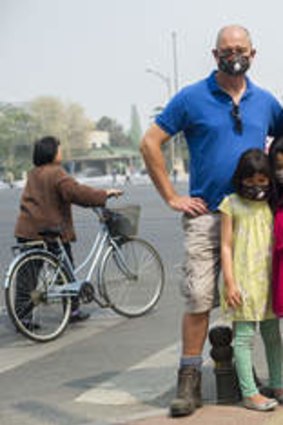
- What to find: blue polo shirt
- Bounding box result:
[156,71,283,210]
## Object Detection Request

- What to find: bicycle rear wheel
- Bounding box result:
[5,250,72,342]
[99,237,165,317]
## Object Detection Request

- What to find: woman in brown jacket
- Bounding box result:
[15,136,122,325]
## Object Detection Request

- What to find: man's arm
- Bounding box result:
[140,123,208,215]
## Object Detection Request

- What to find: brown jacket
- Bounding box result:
[15,164,108,242]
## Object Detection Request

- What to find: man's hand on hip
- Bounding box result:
[168,195,208,216]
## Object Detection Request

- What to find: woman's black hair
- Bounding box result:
[232,148,271,194]
[33,136,60,166]
[269,135,283,208]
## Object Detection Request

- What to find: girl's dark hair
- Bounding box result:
[269,135,283,168]
[269,135,283,208]
[33,136,60,166]
[232,148,271,193]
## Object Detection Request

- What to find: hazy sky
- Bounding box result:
[1,0,283,131]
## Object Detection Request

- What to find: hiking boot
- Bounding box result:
[170,365,202,417]
[194,369,202,408]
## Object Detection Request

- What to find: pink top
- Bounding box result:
[272,207,283,316]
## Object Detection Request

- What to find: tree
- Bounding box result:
[29,96,93,159]
[0,97,94,178]
[96,116,131,148]
[29,96,69,157]
[65,102,93,154]
[0,103,36,176]
[128,104,142,150]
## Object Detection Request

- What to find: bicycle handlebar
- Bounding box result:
[91,206,114,223]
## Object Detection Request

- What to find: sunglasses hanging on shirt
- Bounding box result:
[231,103,243,134]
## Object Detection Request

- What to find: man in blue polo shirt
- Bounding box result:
[140,24,283,417]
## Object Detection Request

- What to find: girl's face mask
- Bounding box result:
[240,184,270,201]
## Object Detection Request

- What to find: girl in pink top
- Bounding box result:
[269,136,283,316]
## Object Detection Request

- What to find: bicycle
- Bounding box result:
[4,204,165,342]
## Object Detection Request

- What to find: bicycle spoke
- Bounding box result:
[5,251,72,342]
[101,237,164,317]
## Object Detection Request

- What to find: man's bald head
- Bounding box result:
[215,25,253,50]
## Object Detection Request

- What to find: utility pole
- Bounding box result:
[171,31,179,171]
[172,31,179,92]
[146,67,175,170]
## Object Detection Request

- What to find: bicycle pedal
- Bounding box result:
[79,282,94,303]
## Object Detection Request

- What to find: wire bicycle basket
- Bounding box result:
[105,204,141,237]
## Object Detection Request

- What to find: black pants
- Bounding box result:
[16,238,80,317]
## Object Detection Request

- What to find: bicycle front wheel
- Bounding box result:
[99,237,165,317]
[5,250,72,342]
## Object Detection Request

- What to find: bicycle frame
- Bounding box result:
[44,220,110,296]
[59,206,138,280]
[50,228,138,302]
[74,226,109,281]
[6,208,138,303]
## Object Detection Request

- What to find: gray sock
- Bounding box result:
[180,355,203,370]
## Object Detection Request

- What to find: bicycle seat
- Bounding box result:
[38,227,63,238]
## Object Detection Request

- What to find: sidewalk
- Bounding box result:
[121,328,283,425]
[122,404,283,425]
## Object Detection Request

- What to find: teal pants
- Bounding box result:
[234,319,282,398]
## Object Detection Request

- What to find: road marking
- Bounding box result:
[75,318,226,406]
[76,343,180,405]
[0,314,124,374]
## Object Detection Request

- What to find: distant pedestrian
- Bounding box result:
[220,149,283,411]
[172,168,178,184]
[124,167,131,185]
[112,167,118,185]
[6,171,14,188]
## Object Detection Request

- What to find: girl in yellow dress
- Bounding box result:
[219,148,283,411]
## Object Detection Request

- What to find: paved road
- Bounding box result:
[0,182,272,425]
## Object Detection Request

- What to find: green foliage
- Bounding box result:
[65,103,93,154]
[0,103,35,152]
[0,97,140,179]
[0,97,93,177]
[30,96,91,159]
[96,116,132,148]
[128,104,142,150]
[0,103,36,176]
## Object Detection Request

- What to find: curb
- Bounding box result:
[121,404,283,425]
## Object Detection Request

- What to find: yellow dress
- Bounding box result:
[219,194,274,321]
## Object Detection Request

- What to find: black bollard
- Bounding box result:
[209,326,241,404]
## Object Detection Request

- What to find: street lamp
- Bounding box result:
[171,30,182,175]
[146,67,175,170]
[171,31,179,92]
[145,68,172,99]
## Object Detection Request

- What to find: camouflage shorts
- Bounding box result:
[181,212,221,313]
